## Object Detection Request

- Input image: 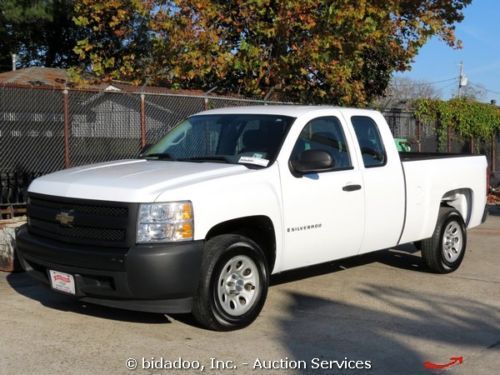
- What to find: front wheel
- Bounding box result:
[192,234,269,331]
[421,207,467,273]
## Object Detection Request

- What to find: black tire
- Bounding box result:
[192,234,269,331]
[421,207,467,274]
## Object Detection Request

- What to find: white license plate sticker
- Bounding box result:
[49,270,76,295]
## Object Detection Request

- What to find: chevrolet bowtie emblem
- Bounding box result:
[55,211,75,227]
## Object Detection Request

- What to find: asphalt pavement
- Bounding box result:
[1,210,499,375]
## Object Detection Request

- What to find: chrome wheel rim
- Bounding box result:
[442,221,463,263]
[217,255,260,316]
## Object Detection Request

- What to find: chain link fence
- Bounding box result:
[1,85,498,217]
[382,109,498,164]
[0,86,286,216]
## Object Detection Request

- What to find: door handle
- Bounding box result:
[342,184,362,192]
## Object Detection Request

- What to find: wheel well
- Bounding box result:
[441,188,472,225]
[205,216,276,272]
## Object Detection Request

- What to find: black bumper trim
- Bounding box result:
[16,226,204,314]
[80,296,193,314]
[16,225,127,271]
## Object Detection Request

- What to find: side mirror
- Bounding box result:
[291,150,335,174]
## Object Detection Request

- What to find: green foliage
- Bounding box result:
[72,0,472,105]
[414,98,500,151]
[71,0,152,82]
[0,0,81,72]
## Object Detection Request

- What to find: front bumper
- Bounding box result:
[16,225,204,314]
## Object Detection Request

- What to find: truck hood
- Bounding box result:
[28,159,250,202]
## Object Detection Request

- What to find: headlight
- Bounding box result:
[137,201,193,243]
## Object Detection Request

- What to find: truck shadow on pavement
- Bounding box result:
[271,244,425,286]
[5,272,169,324]
[6,245,427,325]
[488,204,500,216]
[5,248,500,374]
[278,287,500,374]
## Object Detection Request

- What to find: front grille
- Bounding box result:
[29,218,125,241]
[27,193,136,248]
[30,197,128,217]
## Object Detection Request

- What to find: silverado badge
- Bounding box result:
[55,211,75,227]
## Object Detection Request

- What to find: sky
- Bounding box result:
[395,0,500,104]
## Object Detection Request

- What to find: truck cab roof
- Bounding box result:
[196,105,380,118]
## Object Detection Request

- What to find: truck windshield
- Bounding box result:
[143,114,295,167]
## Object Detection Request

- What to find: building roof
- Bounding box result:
[0,67,206,96]
[0,67,70,89]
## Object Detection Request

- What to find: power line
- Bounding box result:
[453,62,499,98]
[440,81,459,90]
[392,77,457,87]
[478,86,500,96]
[434,79,459,88]
[468,82,500,96]
[427,77,459,85]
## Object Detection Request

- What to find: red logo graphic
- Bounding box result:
[53,274,70,283]
[424,356,463,370]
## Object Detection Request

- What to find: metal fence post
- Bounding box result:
[204,87,217,110]
[63,89,70,168]
[447,125,451,152]
[140,93,146,148]
[415,118,422,152]
[491,134,496,171]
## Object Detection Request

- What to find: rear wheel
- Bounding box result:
[192,234,269,330]
[421,207,466,273]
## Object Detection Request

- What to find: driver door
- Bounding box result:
[280,115,365,270]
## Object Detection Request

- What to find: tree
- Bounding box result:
[0,0,81,72]
[374,77,442,109]
[73,0,472,105]
[72,0,153,82]
[0,0,50,71]
[457,83,487,101]
[37,0,84,67]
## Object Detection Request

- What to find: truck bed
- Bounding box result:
[398,153,487,245]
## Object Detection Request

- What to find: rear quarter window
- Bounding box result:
[351,116,387,168]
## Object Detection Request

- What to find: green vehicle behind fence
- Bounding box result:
[394,137,412,152]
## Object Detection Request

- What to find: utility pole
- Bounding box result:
[458,61,468,98]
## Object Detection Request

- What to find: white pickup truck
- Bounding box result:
[17,106,488,330]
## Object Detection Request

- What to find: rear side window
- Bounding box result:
[351,116,386,167]
[290,116,352,170]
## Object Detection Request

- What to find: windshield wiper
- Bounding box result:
[177,156,232,163]
[141,153,176,160]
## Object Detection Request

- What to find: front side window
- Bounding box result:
[144,114,295,167]
[351,116,386,167]
[290,116,352,170]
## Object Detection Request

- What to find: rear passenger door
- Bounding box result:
[280,115,365,270]
[348,113,405,253]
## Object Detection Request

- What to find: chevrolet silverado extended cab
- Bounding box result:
[17,106,488,330]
